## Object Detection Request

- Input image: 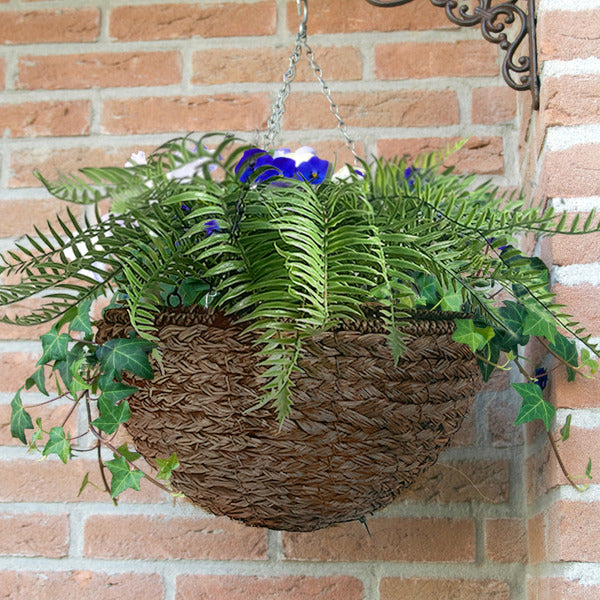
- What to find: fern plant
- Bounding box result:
[3,133,597,499]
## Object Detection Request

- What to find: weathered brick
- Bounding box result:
[552,284,600,336]
[548,501,600,562]
[0,9,99,44]
[0,459,167,503]
[176,575,364,600]
[284,91,459,130]
[9,145,152,188]
[380,578,510,600]
[376,41,499,80]
[378,137,505,175]
[192,46,361,85]
[0,300,59,340]
[545,212,600,266]
[0,352,41,392]
[0,58,5,89]
[528,512,546,565]
[0,571,163,600]
[550,365,600,409]
[539,10,600,60]
[84,514,267,560]
[472,86,517,125]
[450,406,476,447]
[0,513,69,557]
[17,51,182,90]
[485,518,528,563]
[287,0,453,34]
[542,145,600,198]
[0,100,90,137]
[0,198,83,235]
[101,94,269,135]
[542,76,600,127]
[110,2,276,41]
[400,459,509,504]
[528,578,600,600]
[487,394,524,447]
[282,517,476,562]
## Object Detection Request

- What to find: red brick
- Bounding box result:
[542,145,600,198]
[552,284,600,336]
[84,514,267,560]
[548,501,600,562]
[0,58,5,89]
[487,394,524,447]
[528,512,546,565]
[282,517,476,562]
[550,366,600,409]
[450,406,476,447]
[0,197,84,235]
[380,578,510,600]
[101,94,269,135]
[0,571,163,600]
[401,459,510,504]
[176,575,363,600]
[0,100,90,138]
[485,518,528,563]
[378,137,505,175]
[17,51,182,90]
[0,300,60,340]
[0,513,69,557]
[539,10,600,60]
[376,41,499,80]
[287,0,453,34]
[9,145,153,188]
[192,46,361,85]
[528,578,600,600]
[472,86,517,125]
[542,76,600,127]
[0,459,167,503]
[284,90,459,130]
[0,9,99,44]
[0,352,41,392]
[110,2,276,41]
[545,212,600,266]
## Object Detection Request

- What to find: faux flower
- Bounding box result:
[204,220,221,236]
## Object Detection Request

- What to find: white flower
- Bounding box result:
[273,146,317,167]
[332,165,365,182]
[166,156,216,183]
[125,151,147,168]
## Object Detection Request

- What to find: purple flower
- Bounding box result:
[534,367,548,390]
[204,220,221,236]
[253,155,297,183]
[296,156,329,184]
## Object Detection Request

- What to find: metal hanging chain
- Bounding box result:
[263,0,360,163]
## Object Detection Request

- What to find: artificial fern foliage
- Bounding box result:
[2,133,600,425]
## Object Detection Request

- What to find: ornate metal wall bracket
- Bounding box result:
[365,0,539,109]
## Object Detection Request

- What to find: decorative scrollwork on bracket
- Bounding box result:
[365,0,539,109]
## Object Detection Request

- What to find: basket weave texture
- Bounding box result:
[96,307,482,531]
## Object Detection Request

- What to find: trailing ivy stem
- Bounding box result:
[546,430,586,492]
[60,394,81,429]
[96,443,117,506]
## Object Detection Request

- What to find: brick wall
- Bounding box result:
[0,1,596,599]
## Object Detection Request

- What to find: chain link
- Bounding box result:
[263,1,360,163]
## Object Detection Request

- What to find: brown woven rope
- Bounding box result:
[96,306,482,531]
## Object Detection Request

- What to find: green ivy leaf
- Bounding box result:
[105,456,144,498]
[178,277,211,306]
[96,338,154,381]
[498,301,529,348]
[25,367,48,396]
[98,380,138,405]
[523,305,557,344]
[560,414,572,441]
[69,299,93,336]
[115,443,141,463]
[10,389,33,444]
[476,335,501,382]
[78,472,91,497]
[38,327,71,365]
[580,348,599,374]
[91,396,131,435]
[512,382,556,430]
[155,452,179,481]
[54,342,86,389]
[586,458,593,480]
[440,292,462,312]
[42,426,71,463]
[453,319,488,352]
[549,333,578,382]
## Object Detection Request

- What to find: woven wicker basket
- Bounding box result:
[96,306,482,531]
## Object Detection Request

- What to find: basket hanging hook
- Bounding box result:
[297,0,308,35]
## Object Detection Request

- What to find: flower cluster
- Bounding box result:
[235,146,331,184]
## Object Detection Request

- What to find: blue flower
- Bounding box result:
[296,156,329,184]
[404,166,420,188]
[204,220,221,236]
[235,148,268,182]
[253,155,297,183]
[534,367,548,390]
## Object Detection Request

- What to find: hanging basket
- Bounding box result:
[96,306,482,531]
